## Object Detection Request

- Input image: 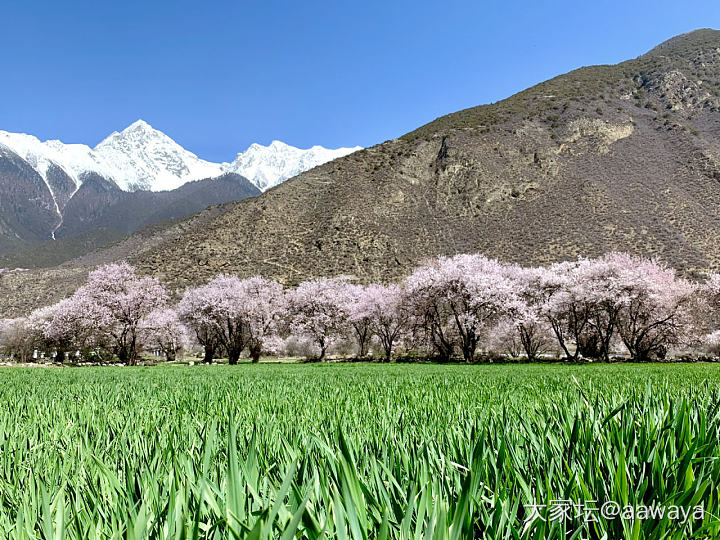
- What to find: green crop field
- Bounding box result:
[0,363,719,539]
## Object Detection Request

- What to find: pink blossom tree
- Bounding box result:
[610,253,696,361]
[70,262,168,365]
[200,275,251,365]
[44,294,111,360]
[354,283,409,362]
[539,254,696,361]
[178,285,223,364]
[570,257,626,361]
[27,303,70,361]
[141,309,189,362]
[405,254,520,362]
[178,275,285,364]
[0,318,34,362]
[234,276,286,363]
[287,278,351,361]
[503,266,553,361]
[539,261,600,361]
[344,284,373,358]
[701,273,720,337]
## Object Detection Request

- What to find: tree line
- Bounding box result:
[2,252,719,365]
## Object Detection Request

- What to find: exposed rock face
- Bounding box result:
[4,29,720,316]
[0,145,60,248]
[563,118,634,154]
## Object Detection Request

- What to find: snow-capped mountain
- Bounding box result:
[92,121,225,191]
[226,140,362,191]
[0,120,360,194]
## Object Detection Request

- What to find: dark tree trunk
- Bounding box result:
[165,349,176,362]
[228,348,241,365]
[435,342,454,362]
[379,334,393,362]
[203,346,215,364]
[461,339,477,363]
[577,333,600,360]
[318,340,328,362]
[122,332,139,366]
[431,327,454,362]
[519,325,539,362]
[354,323,370,358]
[249,343,262,364]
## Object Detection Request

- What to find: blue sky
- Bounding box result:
[1,1,719,161]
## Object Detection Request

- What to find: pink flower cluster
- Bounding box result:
[1,252,716,364]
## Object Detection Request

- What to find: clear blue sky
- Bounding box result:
[1,0,718,161]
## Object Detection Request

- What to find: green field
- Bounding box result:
[1,363,719,539]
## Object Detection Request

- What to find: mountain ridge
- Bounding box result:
[3,29,720,316]
[0,121,361,194]
[0,123,360,255]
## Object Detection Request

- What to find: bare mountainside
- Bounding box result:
[4,29,720,316]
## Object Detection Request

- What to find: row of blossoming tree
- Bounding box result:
[2,252,720,365]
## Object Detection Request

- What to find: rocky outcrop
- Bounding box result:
[5,30,720,315]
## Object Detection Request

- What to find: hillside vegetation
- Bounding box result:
[4,29,720,315]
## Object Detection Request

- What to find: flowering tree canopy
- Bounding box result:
[344,284,374,358]
[608,253,696,361]
[178,284,222,363]
[141,309,189,362]
[7,252,718,364]
[232,276,286,363]
[178,275,285,364]
[78,263,168,365]
[503,266,553,361]
[0,318,35,362]
[354,283,409,362]
[42,263,168,365]
[287,278,351,361]
[406,254,520,362]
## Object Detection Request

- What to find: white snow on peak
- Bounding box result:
[225,140,362,191]
[92,120,224,191]
[0,120,361,194]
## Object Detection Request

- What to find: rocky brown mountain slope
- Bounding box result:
[4,29,720,316]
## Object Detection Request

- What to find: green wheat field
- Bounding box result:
[1,363,719,539]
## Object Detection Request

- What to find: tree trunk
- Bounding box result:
[461,340,477,363]
[165,349,176,362]
[436,347,452,362]
[433,332,454,362]
[228,349,241,365]
[519,327,538,362]
[355,325,370,358]
[249,343,262,363]
[203,346,215,364]
[124,333,139,366]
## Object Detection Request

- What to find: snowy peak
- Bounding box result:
[227,140,362,191]
[0,121,362,194]
[92,120,223,191]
